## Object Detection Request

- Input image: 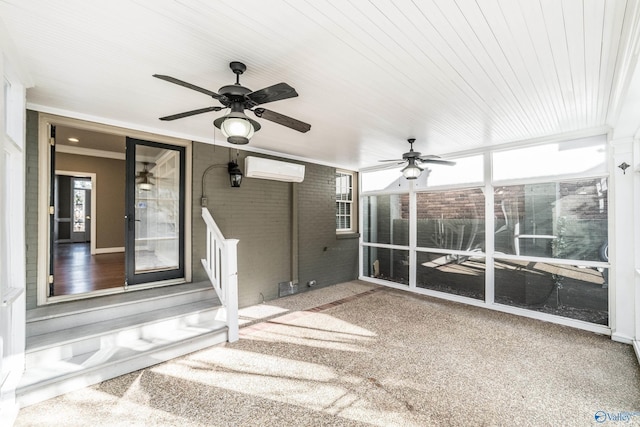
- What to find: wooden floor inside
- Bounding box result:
[53,243,124,296]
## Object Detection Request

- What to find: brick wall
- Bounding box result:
[297,163,359,289]
[192,144,292,307]
[192,143,359,307]
[416,188,485,220]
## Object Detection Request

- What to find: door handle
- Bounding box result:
[125,214,135,230]
[125,215,140,222]
[86,215,91,220]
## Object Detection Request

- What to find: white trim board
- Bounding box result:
[56,144,125,160]
[361,277,612,338]
[94,247,124,254]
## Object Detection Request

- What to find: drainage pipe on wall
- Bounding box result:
[291,182,299,286]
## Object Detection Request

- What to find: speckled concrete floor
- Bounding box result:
[15,281,640,426]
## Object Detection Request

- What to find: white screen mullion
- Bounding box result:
[484,152,495,305]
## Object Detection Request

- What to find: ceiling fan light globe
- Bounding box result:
[220,117,254,140]
[138,182,153,191]
[402,164,422,179]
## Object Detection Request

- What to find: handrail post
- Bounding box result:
[201,208,240,343]
[225,239,239,342]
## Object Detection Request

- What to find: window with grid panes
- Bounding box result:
[336,171,355,233]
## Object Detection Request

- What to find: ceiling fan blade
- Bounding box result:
[420,159,456,166]
[159,106,222,121]
[153,74,221,99]
[253,108,311,133]
[418,154,441,161]
[378,159,404,163]
[247,83,298,105]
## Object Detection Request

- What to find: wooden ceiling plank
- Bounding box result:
[561,0,588,128]
[450,0,541,139]
[537,0,578,131]
[603,0,640,126]
[479,0,557,135]
[516,0,572,131]
[498,0,562,132]
[427,0,527,138]
[370,0,511,135]
[583,0,607,125]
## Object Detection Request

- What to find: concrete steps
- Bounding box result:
[18,282,228,407]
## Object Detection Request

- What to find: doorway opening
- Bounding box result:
[50,126,127,297]
[51,171,120,295]
[43,120,190,302]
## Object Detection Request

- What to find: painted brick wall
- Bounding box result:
[192,143,359,307]
[193,143,294,308]
[297,163,359,289]
[25,110,39,310]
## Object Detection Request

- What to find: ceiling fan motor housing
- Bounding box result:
[217,84,252,101]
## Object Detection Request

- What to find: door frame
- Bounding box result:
[125,137,186,286]
[37,113,192,305]
[55,171,97,253]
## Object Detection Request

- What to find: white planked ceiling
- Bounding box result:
[1,0,640,170]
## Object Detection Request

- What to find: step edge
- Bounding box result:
[17,331,229,407]
[26,282,216,323]
[19,327,228,391]
[26,303,225,352]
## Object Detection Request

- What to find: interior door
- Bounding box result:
[70,177,91,243]
[125,138,185,286]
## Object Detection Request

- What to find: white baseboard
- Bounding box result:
[611,332,634,345]
[633,341,640,366]
[94,246,124,254]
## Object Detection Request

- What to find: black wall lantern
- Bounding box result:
[228,161,243,187]
[201,155,243,207]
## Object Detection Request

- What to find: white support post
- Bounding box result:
[225,239,239,342]
[409,181,417,289]
[484,152,495,305]
[611,139,635,343]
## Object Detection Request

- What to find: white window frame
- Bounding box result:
[359,131,611,336]
[336,169,357,234]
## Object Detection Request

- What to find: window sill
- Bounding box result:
[336,232,360,240]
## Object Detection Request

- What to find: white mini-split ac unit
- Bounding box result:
[244,156,305,182]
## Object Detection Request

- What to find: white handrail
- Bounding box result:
[201,207,239,342]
